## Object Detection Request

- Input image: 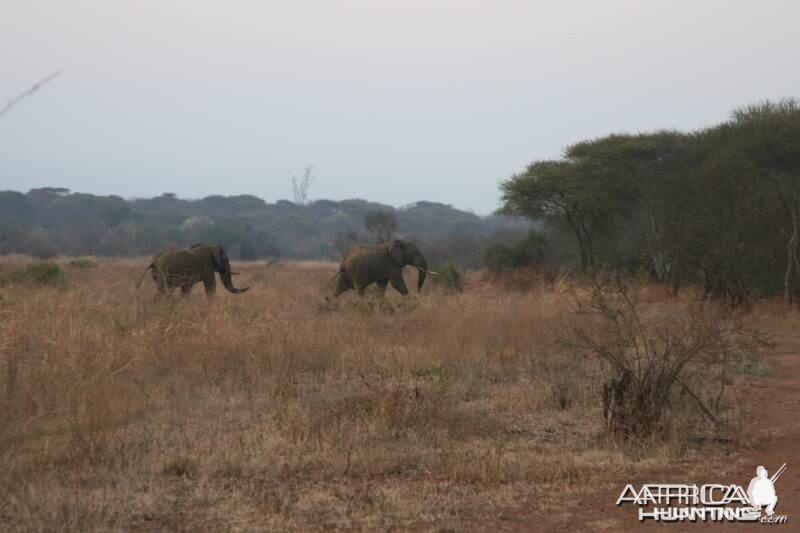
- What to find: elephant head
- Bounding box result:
[211,245,249,294]
[387,239,429,292]
[193,243,250,294]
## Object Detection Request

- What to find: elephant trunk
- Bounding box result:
[220,269,249,294]
[413,254,428,292]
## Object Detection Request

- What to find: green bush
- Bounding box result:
[483,243,518,272]
[1,261,66,287]
[484,230,546,272]
[69,257,98,268]
[430,261,463,292]
[412,364,446,381]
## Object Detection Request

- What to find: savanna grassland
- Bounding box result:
[0,257,781,531]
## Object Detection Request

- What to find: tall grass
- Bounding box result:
[0,257,765,530]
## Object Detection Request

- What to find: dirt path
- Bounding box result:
[555,322,800,532]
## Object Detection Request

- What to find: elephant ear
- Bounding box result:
[388,240,405,265]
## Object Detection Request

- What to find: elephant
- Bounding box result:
[333,239,432,297]
[136,243,249,297]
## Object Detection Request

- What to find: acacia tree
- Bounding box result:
[289,164,315,205]
[363,210,398,243]
[499,99,800,304]
[721,101,800,304]
[499,158,630,271]
[567,132,699,291]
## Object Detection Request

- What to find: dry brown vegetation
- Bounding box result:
[0,257,771,531]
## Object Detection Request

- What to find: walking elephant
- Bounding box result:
[136,243,249,297]
[334,239,431,297]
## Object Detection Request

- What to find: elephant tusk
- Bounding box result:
[416,267,439,275]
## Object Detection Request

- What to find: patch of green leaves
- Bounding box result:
[1,261,67,288]
[430,261,463,293]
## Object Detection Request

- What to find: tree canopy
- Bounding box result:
[499,99,800,303]
[0,189,526,265]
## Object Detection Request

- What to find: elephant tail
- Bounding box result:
[135,263,153,289]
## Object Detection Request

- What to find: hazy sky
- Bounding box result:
[1,1,798,214]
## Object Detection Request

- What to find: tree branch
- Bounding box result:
[0,69,64,119]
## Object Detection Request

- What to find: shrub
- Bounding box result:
[1,261,66,287]
[430,261,463,292]
[484,230,545,272]
[412,364,446,381]
[562,273,762,440]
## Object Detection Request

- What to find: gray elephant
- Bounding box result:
[136,243,249,296]
[334,239,431,297]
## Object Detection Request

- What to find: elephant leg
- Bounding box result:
[388,271,409,296]
[203,275,216,297]
[152,281,172,302]
[152,271,168,294]
[356,283,367,297]
[333,271,353,297]
[376,279,389,295]
[350,271,370,297]
[333,284,350,297]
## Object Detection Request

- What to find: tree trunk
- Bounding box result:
[577,233,588,271]
[566,213,588,271]
[670,253,680,296]
[578,216,595,269]
[784,202,798,306]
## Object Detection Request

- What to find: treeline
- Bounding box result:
[0,189,528,266]
[499,99,800,304]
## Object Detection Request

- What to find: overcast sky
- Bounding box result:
[1,1,798,214]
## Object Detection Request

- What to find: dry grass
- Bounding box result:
[0,258,766,531]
